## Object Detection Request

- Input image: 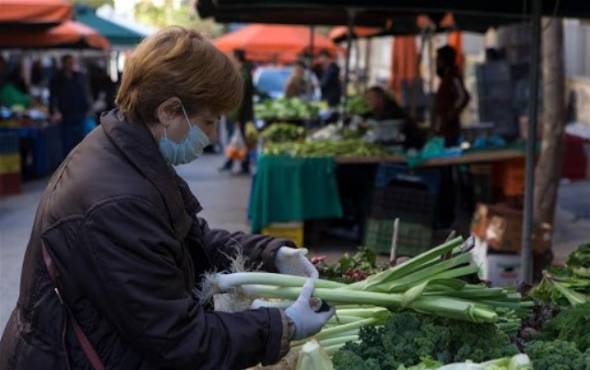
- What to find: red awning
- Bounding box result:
[214,24,339,63]
[0,20,110,49]
[0,0,72,26]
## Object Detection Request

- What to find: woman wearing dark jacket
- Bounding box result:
[0,27,333,370]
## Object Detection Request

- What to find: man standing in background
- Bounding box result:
[317,50,342,108]
[50,54,91,155]
[432,45,470,147]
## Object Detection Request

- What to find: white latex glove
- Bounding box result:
[284,279,335,340]
[275,246,319,278]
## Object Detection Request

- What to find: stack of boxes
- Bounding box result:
[0,130,22,196]
[364,164,441,257]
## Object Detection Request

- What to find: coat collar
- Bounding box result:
[100,109,201,239]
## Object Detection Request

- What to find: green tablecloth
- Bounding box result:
[249,155,343,232]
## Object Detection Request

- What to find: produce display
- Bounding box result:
[400,354,532,370]
[239,240,590,370]
[263,139,389,157]
[332,311,519,369]
[531,244,590,306]
[312,247,385,283]
[538,303,590,351]
[524,340,590,370]
[255,98,322,121]
[260,123,305,143]
[204,237,530,326]
[346,95,371,116]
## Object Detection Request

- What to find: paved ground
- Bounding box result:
[1,154,589,332]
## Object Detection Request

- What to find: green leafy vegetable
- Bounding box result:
[525,340,590,370]
[260,123,305,143]
[540,303,590,352]
[332,311,519,370]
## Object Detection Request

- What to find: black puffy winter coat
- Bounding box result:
[0,109,293,370]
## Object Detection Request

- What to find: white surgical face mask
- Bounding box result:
[158,104,210,165]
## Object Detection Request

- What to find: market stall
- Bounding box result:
[0,2,110,196]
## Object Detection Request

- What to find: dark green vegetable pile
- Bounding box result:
[332,311,518,370]
[531,244,590,306]
[524,340,590,370]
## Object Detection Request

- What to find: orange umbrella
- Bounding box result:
[328,26,381,42]
[214,24,338,63]
[0,0,72,26]
[0,20,110,49]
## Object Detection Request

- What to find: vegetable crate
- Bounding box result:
[369,185,436,225]
[364,218,433,257]
[261,222,304,247]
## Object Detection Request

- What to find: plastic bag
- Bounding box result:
[225,127,248,161]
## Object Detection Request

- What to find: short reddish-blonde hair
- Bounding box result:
[116,26,242,123]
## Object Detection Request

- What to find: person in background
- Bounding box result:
[364,86,424,149]
[49,54,91,155]
[0,57,31,108]
[317,49,342,107]
[219,49,254,174]
[88,61,117,124]
[285,60,310,99]
[432,45,470,147]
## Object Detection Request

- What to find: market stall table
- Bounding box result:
[334,148,525,166]
[0,124,64,179]
[249,147,526,246]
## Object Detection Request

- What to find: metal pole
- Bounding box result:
[521,0,542,285]
[341,9,355,123]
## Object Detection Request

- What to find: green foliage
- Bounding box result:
[525,340,590,370]
[134,0,222,36]
[332,312,518,370]
[260,123,305,144]
[540,303,590,352]
[530,243,590,307]
[255,98,321,121]
[346,95,370,116]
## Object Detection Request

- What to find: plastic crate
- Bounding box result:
[0,153,20,175]
[370,184,435,225]
[374,164,441,194]
[0,172,22,196]
[261,222,304,247]
[0,130,19,154]
[364,218,433,257]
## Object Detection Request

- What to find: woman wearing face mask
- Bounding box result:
[0,27,334,370]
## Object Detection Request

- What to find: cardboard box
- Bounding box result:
[471,203,552,253]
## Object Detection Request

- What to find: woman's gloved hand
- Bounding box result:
[284,279,335,340]
[275,246,319,278]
